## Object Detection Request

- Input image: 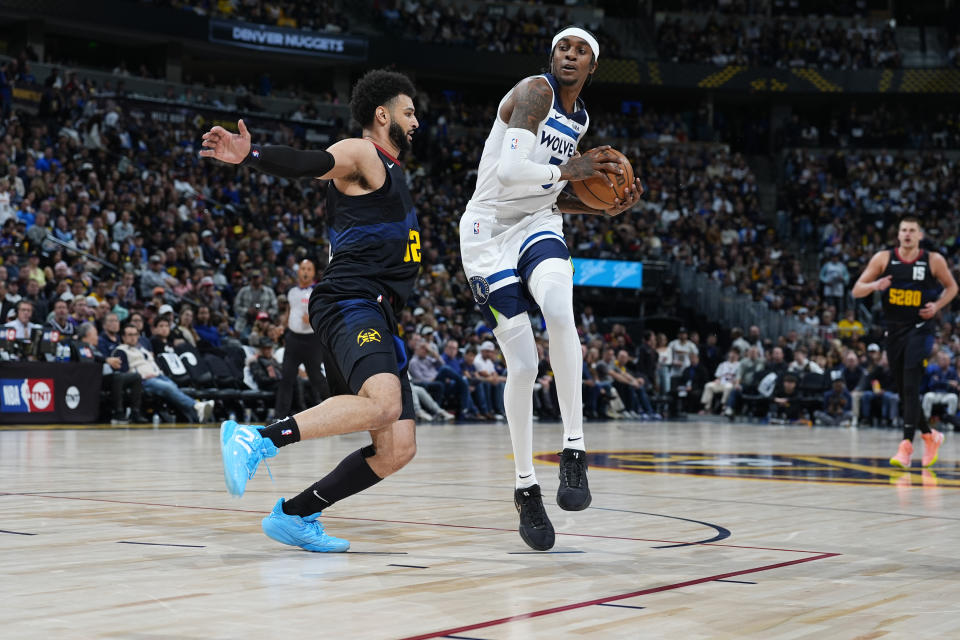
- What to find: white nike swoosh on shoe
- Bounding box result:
[312,490,330,503]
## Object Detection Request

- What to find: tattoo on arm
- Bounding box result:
[507,78,552,134]
[556,191,603,215]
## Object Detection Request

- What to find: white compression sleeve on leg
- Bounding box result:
[496,128,561,187]
[494,316,540,488]
[528,258,584,450]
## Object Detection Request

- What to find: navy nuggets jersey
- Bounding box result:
[316,143,420,312]
[881,248,942,330]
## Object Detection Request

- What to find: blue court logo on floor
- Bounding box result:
[534,450,960,487]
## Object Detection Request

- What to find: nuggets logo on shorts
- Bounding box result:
[357,329,382,346]
[469,275,490,305]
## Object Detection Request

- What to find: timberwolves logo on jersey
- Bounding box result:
[469,275,490,304]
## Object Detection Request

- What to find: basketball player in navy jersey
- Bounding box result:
[200,70,420,552]
[459,27,643,550]
[853,216,957,469]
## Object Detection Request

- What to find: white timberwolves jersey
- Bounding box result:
[468,73,589,219]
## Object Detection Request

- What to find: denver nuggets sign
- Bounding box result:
[533,451,960,487]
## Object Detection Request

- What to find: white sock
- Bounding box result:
[494,316,540,488]
[529,259,584,452]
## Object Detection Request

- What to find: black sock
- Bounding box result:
[282,445,382,517]
[903,424,916,442]
[258,416,301,448]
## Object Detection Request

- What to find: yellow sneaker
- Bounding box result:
[890,439,913,468]
[921,429,944,468]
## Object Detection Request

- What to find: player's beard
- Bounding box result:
[389,120,411,156]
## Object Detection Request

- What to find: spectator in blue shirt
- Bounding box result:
[922,350,959,420]
[816,377,853,426]
[34,147,62,173]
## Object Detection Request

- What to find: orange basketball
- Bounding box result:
[570,148,638,211]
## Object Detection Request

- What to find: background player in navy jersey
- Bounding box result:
[853,215,957,469]
[200,69,421,552]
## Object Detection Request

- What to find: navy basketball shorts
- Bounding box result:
[311,296,415,421]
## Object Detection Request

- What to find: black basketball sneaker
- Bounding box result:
[556,448,592,511]
[514,484,555,551]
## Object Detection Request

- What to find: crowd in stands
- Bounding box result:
[6,44,342,121]
[138,0,350,33]
[656,15,901,69]
[6,43,960,429]
[664,0,873,18]
[375,0,622,58]
[777,106,960,151]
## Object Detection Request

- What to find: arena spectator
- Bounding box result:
[921,351,959,421]
[475,341,506,418]
[4,299,38,338]
[701,347,740,414]
[113,323,208,421]
[676,351,708,414]
[74,321,145,424]
[249,336,282,393]
[815,377,854,426]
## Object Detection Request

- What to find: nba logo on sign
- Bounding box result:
[0,378,55,413]
[510,137,519,150]
[473,221,480,235]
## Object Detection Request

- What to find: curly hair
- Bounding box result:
[350,69,416,129]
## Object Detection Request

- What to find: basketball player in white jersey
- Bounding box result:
[459,26,643,550]
[275,258,329,417]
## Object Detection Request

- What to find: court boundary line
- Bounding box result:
[0,491,835,555]
[396,552,840,640]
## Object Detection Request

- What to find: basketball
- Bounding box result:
[570,148,638,211]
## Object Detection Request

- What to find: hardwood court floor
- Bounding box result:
[1,419,959,639]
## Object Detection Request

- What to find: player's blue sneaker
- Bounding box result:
[261,498,350,552]
[220,420,277,497]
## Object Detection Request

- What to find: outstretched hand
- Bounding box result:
[199,119,252,164]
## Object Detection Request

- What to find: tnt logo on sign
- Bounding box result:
[0,379,55,413]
